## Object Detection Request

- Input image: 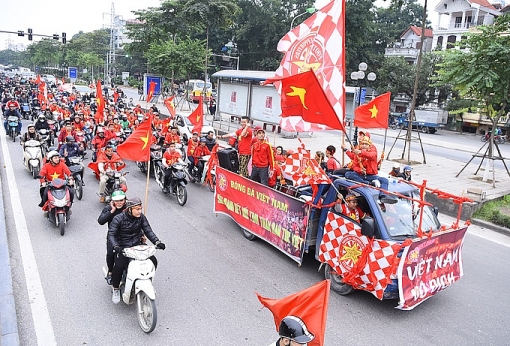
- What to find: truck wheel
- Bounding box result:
[421,126,429,133]
[429,128,436,134]
[324,264,354,295]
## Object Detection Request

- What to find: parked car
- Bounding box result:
[174,114,215,144]
[73,85,92,94]
[43,74,57,85]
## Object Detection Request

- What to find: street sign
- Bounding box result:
[360,87,366,104]
[143,74,163,102]
[68,67,78,82]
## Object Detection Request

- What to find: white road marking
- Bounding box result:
[0,129,57,345]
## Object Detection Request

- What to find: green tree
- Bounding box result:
[24,39,63,70]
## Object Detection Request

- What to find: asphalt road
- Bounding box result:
[2,117,510,345]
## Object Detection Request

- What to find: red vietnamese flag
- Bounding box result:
[164,96,176,118]
[147,81,156,101]
[117,115,155,161]
[35,75,41,85]
[264,70,344,131]
[354,92,391,129]
[188,98,204,135]
[95,79,105,123]
[256,280,330,346]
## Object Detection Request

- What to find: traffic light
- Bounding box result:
[17,30,24,37]
[52,34,59,40]
[62,32,66,44]
[28,28,33,41]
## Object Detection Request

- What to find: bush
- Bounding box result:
[474,194,510,228]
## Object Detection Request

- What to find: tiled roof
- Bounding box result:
[468,0,497,11]
[403,26,433,38]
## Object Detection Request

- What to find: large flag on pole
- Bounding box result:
[256,280,330,346]
[95,79,105,123]
[188,98,204,135]
[164,96,176,118]
[264,70,344,131]
[117,115,155,161]
[354,92,391,129]
[147,81,156,102]
[273,0,346,132]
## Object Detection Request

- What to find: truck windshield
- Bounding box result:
[376,192,441,238]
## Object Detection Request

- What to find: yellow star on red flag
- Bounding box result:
[140,131,150,150]
[286,86,308,109]
[369,105,378,118]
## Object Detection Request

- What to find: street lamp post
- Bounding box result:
[290,7,316,30]
[223,41,240,70]
[350,62,376,146]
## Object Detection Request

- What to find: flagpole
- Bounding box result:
[144,156,151,214]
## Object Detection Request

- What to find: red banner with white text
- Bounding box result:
[214,167,308,264]
[397,227,468,310]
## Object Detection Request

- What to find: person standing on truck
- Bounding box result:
[219,116,252,177]
[343,137,397,204]
[251,128,274,186]
[325,145,341,173]
[269,315,315,346]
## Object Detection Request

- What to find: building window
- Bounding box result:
[460,35,467,49]
[436,36,443,49]
[447,35,456,49]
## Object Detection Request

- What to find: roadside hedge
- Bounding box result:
[474,195,510,228]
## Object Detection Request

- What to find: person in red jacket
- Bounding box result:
[268,155,286,188]
[57,122,79,148]
[193,138,211,180]
[344,137,396,204]
[38,150,73,207]
[335,193,367,223]
[250,128,274,186]
[186,132,199,174]
[162,142,183,193]
[218,116,252,177]
[97,145,126,202]
[164,126,181,145]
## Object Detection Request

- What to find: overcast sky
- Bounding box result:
[2,0,438,49]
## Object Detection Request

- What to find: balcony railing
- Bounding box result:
[384,47,419,58]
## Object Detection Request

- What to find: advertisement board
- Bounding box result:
[249,85,282,125]
[218,83,248,118]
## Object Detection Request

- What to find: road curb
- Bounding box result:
[0,171,20,345]
[471,218,510,237]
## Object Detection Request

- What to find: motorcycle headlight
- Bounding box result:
[51,199,68,207]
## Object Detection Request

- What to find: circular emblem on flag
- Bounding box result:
[288,33,324,76]
[218,173,228,192]
[338,235,365,272]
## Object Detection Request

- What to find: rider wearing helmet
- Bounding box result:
[402,165,413,182]
[21,123,41,148]
[97,144,126,202]
[3,102,23,134]
[192,137,211,181]
[108,197,166,304]
[98,190,128,285]
[272,316,315,346]
[35,114,50,131]
[59,135,84,162]
[38,151,74,207]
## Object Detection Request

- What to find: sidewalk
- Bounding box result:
[129,89,510,220]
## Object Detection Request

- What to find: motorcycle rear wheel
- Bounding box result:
[176,185,187,206]
[137,291,157,333]
[32,166,39,180]
[58,213,65,236]
[75,180,83,200]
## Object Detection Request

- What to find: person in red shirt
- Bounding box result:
[335,193,367,223]
[57,122,79,148]
[186,132,199,173]
[219,116,252,177]
[164,126,181,145]
[162,142,183,193]
[98,145,126,202]
[38,150,73,207]
[268,155,286,188]
[250,128,274,186]
[193,138,211,180]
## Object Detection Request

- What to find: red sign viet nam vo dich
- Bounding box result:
[397,227,468,310]
[214,167,308,264]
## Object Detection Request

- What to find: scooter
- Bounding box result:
[67,156,85,200]
[7,116,19,142]
[22,139,43,179]
[189,155,216,192]
[43,178,73,236]
[75,130,88,153]
[481,133,506,144]
[136,144,163,174]
[102,245,159,333]
[103,170,128,203]
[31,106,41,121]
[37,129,53,154]
[154,162,188,206]
[21,103,31,119]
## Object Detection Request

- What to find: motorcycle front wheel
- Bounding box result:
[75,179,83,200]
[176,185,187,206]
[32,165,39,179]
[58,213,65,236]
[137,291,157,333]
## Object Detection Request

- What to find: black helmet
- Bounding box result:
[279,316,314,344]
[66,135,75,142]
[126,197,142,209]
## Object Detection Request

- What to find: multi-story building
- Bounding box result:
[385,26,434,64]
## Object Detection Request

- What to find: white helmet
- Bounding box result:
[27,123,36,129]
[47,150,60,160]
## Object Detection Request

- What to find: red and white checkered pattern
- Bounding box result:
[319,212,401,300]
[275,0,345,132]
[282,139,310,176]
[292,157,331,186]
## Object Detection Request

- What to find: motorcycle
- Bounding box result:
[21,103,31,119]
[102,245,159,333]
[43,178,73,236]
[189,155,216,192]
[481,133,506,144]
[136,144,163,174]
[75,130,88,153]
[31,106,41,121]
[7,116,19,142]
[154,162,188,206]
[37,129,53,153]
[103,170,128,204]
[23,139,43,179]
[67,156,85,200]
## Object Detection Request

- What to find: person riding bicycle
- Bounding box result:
[98,190,127,285]
[270,315,315,346]
[162,142,183,193]
[107,197,165,304]
[38,151,74,208]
